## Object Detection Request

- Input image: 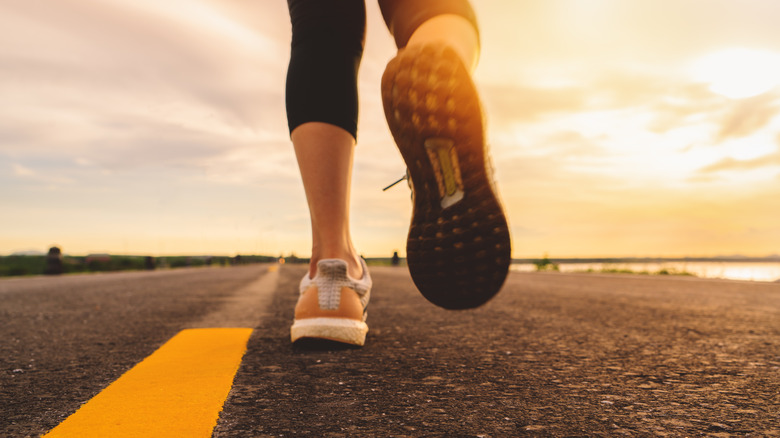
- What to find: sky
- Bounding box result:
[2,0,780,258]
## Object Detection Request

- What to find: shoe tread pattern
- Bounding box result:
[381,44,511,309]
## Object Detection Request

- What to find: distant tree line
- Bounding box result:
[0,247,289,277]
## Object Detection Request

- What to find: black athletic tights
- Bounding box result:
[285,0,479,140]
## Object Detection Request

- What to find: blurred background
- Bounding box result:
[1,1,779,275]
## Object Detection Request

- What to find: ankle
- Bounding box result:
[309,249,363,280]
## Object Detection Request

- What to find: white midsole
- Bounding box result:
[292,317,367,330]
[291,317,368,346]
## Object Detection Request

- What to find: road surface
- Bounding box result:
[2,264,778,436]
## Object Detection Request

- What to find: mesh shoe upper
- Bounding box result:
[298,258,371,312]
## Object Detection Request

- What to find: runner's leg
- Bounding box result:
[286,0,366,279]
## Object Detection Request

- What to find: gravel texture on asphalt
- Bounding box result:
[215,266,780,437]
[2,264,778,437]
[1,265,267,437]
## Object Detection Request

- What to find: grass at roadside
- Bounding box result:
[0,254,279,277]
[578,267,696,277]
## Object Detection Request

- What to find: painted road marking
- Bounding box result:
[44,328,252,438]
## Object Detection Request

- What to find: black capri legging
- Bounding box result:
[285,0,479,140]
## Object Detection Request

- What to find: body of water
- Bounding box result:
[511,261,780,282]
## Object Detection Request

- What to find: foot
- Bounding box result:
[381,43,511,309]
[291,258,371,346]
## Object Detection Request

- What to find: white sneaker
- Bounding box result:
[290,258,371,346]
[381,43,511,309]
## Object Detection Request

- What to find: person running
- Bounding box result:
[286,0,512,346]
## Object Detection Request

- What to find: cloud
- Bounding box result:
[5,0,780,258]
[9,162,74,185]
[535,131,607,160]
[482,84,586,123]
[202,143,301,186]
[478,0,780,67]
[645,82,780,142]
[699,146,780,173]
[483,70,712,129]
[12,163,35,177]
[646,84,722,133]
[589,72,780,143]
[715,93,780,141]
[0,0,297,188]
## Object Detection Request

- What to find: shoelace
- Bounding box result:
[382,174,407,191]
[382,169,411,192]
[382,146,499,196]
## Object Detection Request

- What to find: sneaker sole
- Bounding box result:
[381,44,511,309]
[291,317,368,346]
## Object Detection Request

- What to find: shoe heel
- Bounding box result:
[291,318,368,346]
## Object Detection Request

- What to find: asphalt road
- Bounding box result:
[2,264,779,437]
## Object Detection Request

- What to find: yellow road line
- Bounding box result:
[44,328,252,438]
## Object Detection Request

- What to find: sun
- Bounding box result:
[691,48,780,99]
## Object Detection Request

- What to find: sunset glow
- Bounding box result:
[691,48,780,99]
[1,0,779,258]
